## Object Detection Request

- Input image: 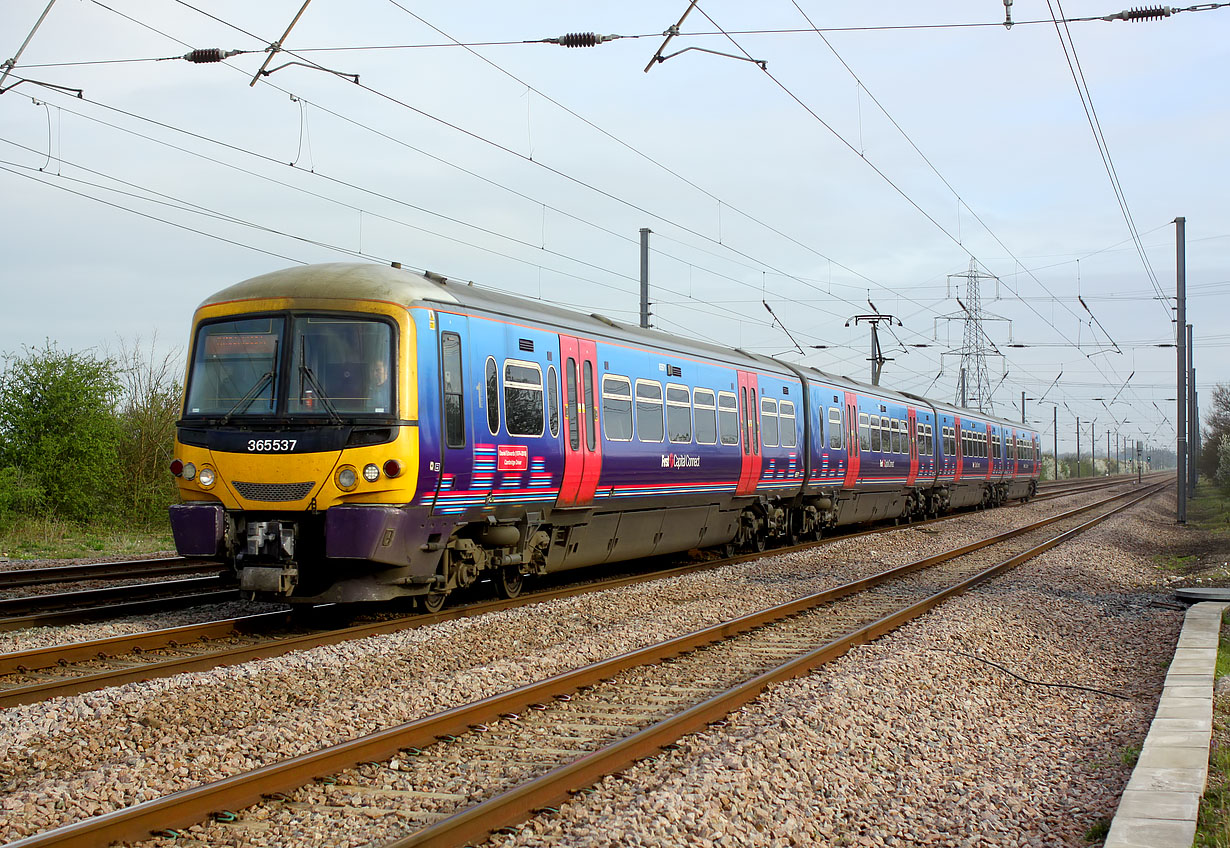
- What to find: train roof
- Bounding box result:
[205,263,1036,434]
[204,262,789,376]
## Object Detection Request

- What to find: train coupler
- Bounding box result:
[240,564,299,595]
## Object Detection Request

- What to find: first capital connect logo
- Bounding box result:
[661,453,701,468]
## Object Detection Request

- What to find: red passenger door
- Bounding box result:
[735,370,762,495]
[557,335,602,507]
[843,392,859,487]
[906,407,918,486]
[953,416,963,482]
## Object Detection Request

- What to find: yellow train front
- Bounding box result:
[169,263,451,605]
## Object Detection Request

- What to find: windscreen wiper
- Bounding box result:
[299,363,343,424]
[222,370,275,424]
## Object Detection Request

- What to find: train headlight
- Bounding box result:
[336,466,358,491]
[383,459,402,478]
[363,463,380,483]
[182,462,197,481]
[198,466,216,488]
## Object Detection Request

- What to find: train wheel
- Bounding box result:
[419,590,448,613]
[495,566,524,600]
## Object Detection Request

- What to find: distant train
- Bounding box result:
[169,262,1040,609]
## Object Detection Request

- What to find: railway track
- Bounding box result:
[0,574,238,633]
[6,479,1167,848]
[0,473,1150,709]
[0,556,210,590]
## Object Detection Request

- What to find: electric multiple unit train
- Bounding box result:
[169,262,1040,609]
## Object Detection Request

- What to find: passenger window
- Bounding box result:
[694,388,717,445]
[779,400,797,448]
[484,356,500,435]
[582,360,596,451]
[740,387,749,454]
[547,366,559,438]
[869,415,881,452]
[602,375,633,441]
[718,392,739,446]
[504,360,544,437]
[760,397,779,448]
[890,419,900,454]
[442,332,465,449]
[565,358,579,450]
[750,389,760,454]
[858,413,870,452]
[636,380,664,442]
[828,407,842,450]
[667,384,692,444]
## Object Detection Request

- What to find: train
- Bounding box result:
[168,262,1040,610]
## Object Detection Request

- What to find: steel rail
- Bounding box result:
[0,588,239,633]
[4,480,1166,848]
[0,472,1152,706]
[0,575,232,618]
[0,557,205,590]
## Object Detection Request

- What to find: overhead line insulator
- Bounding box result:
[181,48,242,63]
[1102,5,1173,21]
[544,33,622,48]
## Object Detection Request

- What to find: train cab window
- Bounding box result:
[780,400,797,448]
[284,316,395,417]
[601,375,633,441]
[636,380,664,442]
[583,360,596,451]
[565,358,579,450]
[185,316,284,416]
[858,413,870,452]
[694,388,717,445]
[667,384,692,444]
[504,360,544,437]
[828,407,843,450]
[718,391,739,446]
[484,357,500,435]
[869,415,881,452]
[547,366,559,438]
[760,397,779,448]
[441,332,466,448]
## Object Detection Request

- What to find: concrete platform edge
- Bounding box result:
[1104,601,1227,848]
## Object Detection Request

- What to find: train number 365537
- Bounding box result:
[247,439,298,452]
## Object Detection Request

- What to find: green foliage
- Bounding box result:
[0,342,123,521]
[0,465,43,515]
[0,338,183,530]
[112,337,182,527]
[1217,434,1230,494]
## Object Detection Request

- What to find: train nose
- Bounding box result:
[217,450,342,507]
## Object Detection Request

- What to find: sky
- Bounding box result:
[1,0,1227,460]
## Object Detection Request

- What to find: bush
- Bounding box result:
[1216,434,1230,494]
[112,337,182,526]
[0,466,44,516]
[0,342,124,522]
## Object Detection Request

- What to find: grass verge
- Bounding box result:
[0,514,174,560]
[1195,480,1230,848]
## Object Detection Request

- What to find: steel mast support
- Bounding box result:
[1175,217,1187,524]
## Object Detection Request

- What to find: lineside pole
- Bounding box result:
[1175,217,1187,524]
[639,228,652,329]
[1188,323,1197,496]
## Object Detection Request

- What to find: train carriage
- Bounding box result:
[169,262,1039,610]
